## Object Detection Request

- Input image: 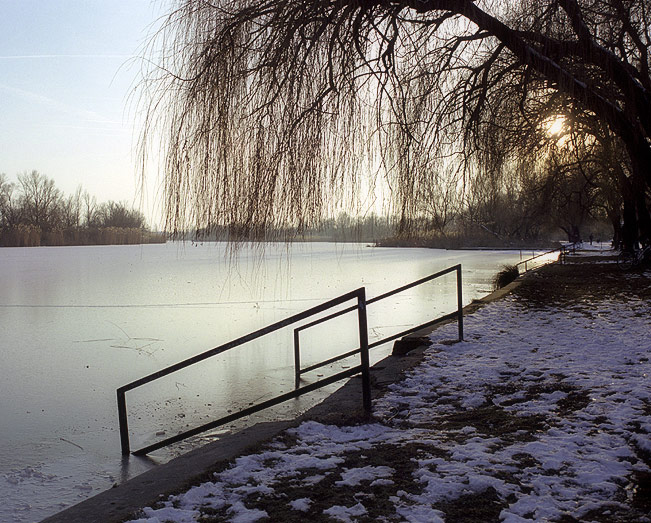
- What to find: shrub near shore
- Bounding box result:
[493,265,520,290]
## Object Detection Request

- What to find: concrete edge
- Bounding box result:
[42,265,536,523]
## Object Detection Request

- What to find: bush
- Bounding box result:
[493,264,519,290]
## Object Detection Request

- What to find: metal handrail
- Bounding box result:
[516,244,574,273]
[293,264,463,387]
[117,288,371,455]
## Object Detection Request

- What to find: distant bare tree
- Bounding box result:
[82,190,98,228]
[97,201,147,229]
[140,0,651,246]
[0,174,20,228]
[60,185,83,229]
[17,170,61,231]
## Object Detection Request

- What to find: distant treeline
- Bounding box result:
[186,213,396,244]
[187,207,611,249]
[0,170,165,247]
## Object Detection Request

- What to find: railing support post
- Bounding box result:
[117,389,130,455]
[456,265,464,341]
[357,289,372,412]
[293,329,301,389]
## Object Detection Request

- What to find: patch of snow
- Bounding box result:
[289,497,311,512]
[335,466,394,486]
[370,478,394,486]
[323,502,367,522]
[395,503,445,523]
[461,393,486,409]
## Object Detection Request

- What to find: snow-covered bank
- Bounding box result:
[128,265,650,522]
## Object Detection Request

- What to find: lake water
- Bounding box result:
[0,242,538,521]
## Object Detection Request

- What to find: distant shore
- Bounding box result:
[375,235,564,250]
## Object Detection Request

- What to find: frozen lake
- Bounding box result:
[0,242,532,521]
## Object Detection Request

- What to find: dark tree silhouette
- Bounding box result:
[140,0,651,247]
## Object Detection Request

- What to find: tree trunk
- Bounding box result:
[622,198,638,252]
[607,209,622,250]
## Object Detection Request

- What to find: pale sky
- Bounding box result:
[0,0,170,226]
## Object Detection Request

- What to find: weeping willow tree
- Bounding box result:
[140,0,651,247]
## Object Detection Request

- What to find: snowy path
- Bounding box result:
[129,268,650,522]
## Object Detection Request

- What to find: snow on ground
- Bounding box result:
[565,241,613,253]
[559,242,616,259]
[128,270,650,522]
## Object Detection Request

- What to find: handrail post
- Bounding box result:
[357,289,372,412]
[456,265,464,341]
[293,329,301,389]
[117,388,130,455]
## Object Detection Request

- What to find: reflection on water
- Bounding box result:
[0,242,524,521]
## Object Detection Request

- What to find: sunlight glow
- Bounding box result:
[543,115,571,147]
[545,115,565,136]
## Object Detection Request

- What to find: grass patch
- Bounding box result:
[513,262,651,308]
[490,379,591,419]
[219,442,439,522]
[414,404,548,442]
[436,486,506,522]
[493,265,519,290]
